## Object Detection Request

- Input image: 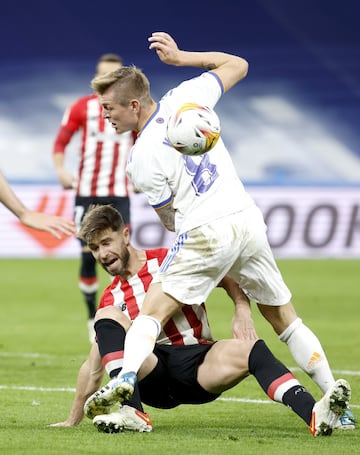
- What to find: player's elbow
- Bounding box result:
[237,57,249,79]
[222,57,249,92]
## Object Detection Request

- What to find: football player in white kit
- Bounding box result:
[87,32,354,429]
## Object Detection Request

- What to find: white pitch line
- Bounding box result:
[0,352,359,409]
[0,385,75,392]
[0,352,84,359]
[0,384,359,410]
[290,367,360,377]
[218,397,360,410]
[1,351,359,376]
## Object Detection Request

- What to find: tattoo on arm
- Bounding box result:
[156,204,176,232]
[206,63,216,70]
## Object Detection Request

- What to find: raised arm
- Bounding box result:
[148,32,248,92]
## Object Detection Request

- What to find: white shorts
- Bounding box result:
[156,205,292,306]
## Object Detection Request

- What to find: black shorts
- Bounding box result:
[74,196,130,245]
[138,343,220,409]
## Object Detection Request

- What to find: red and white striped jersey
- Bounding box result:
[98,248,214,345]
[53,94,134,197]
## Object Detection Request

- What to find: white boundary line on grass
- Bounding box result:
[1,351,360,376]
[1,352,359,409]
[2,352,360,372]
[0,384,359,409]
[221,397,360,411]
[0,352,78,358]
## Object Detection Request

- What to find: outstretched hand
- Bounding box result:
[20,211,75,239]
[148,32,182,66]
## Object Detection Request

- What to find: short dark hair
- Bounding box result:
[97,53,123,65]
[78,204,125,244]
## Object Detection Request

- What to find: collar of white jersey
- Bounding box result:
[137,103,160,137]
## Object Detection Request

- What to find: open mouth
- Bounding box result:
[103,257,118,270]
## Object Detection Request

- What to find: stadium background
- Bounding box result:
[1,0,359,258]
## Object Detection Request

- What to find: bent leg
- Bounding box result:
[121,282,183,375]
[199,337,316,426]
[197,339,254,394]
[249,340,315,425]
[257,301,297,334]
[258,302,335,394]
[94,306,156,413]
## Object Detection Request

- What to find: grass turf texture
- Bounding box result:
[0,258,358,454]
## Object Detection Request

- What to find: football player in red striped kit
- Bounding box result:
[52,54,135,342]
[50,205,350,436]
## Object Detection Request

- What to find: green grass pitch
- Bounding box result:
[0,258,358,454]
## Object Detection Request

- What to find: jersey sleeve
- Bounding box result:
[53,97,86,153]
[147,152,174,209]
[127,136,174,208]
[170,72,223,109]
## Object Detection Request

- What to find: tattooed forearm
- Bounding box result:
[206,63,216,70]
[156,203,176,231]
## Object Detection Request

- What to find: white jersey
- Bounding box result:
[126,72,254,234]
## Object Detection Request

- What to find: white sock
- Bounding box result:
[120,315,161,375]
[279,318,335,394]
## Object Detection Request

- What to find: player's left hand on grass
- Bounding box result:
[49,421,73,427]
[48,419,79,427]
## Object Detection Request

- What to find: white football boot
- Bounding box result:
[93,405,152,433]
[84,372,136,419]
[309,379,351,436]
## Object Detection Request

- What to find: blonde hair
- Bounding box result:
[91,65,152,106]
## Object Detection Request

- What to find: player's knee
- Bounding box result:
[219,338,254,371]
[95,306,130,329]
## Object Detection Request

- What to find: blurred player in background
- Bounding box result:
[50,205,350,437]
[52,54,135,342]
[0,170,74,238]
[87,32,354,429]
